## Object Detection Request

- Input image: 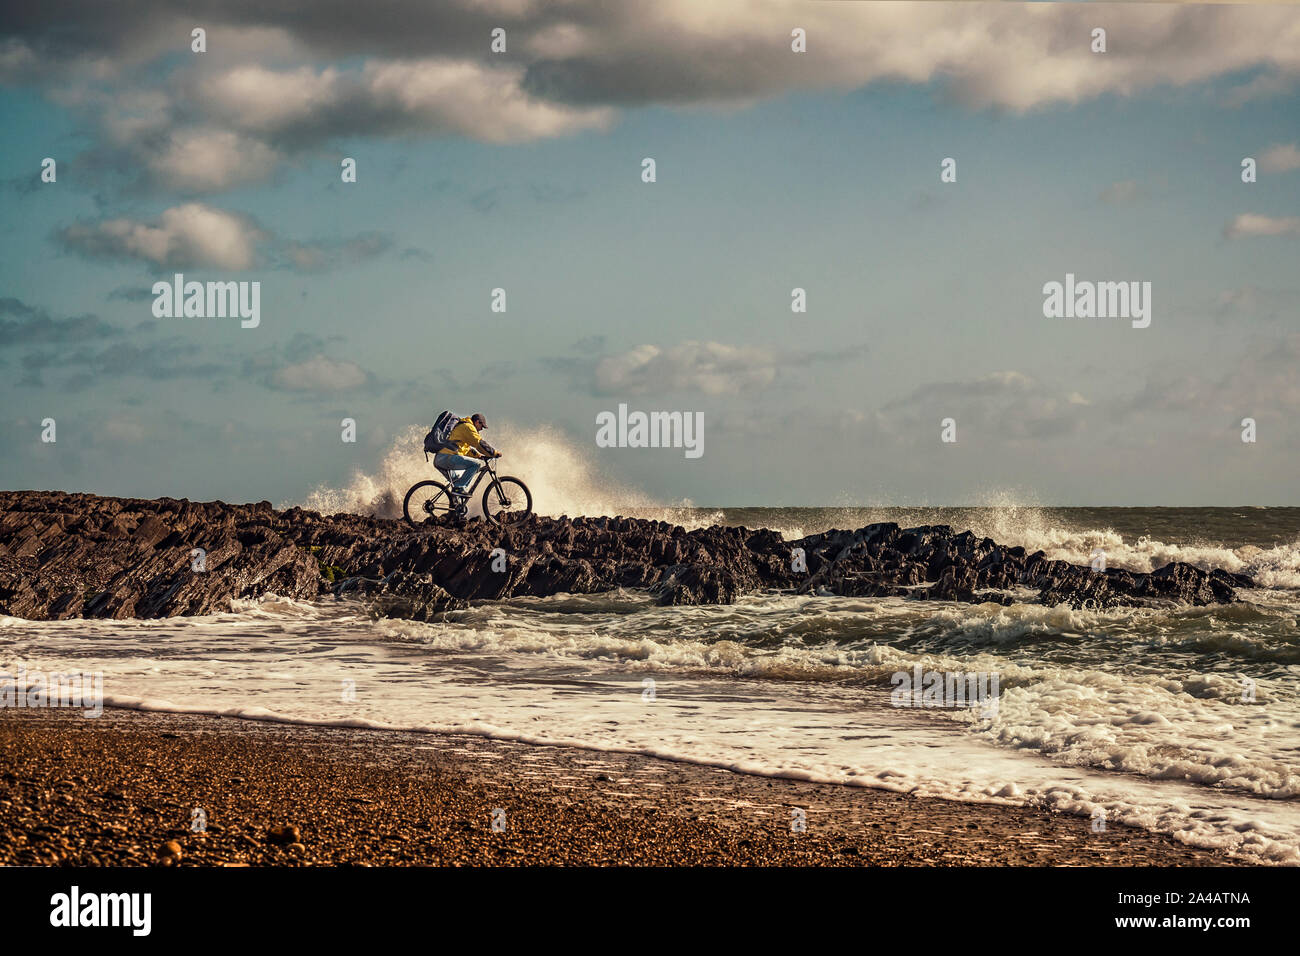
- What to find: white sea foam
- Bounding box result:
[3,590,1298,864]
[1006,528,1300,587]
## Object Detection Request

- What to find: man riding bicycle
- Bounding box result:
[433,413,501,515]
[407,410,530,526]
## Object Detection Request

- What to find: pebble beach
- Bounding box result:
[0,708,1241,867]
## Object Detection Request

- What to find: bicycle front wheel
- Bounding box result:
[482,477,532,525]
[403,480,454,527]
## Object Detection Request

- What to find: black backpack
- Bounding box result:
[423,410,458,460]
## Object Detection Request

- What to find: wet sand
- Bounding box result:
[0,708,1242,866]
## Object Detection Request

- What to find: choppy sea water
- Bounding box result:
[3,505,1299,864]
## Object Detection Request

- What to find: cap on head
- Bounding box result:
[471,413,487,429]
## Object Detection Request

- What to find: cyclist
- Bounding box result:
[433,413,501,516]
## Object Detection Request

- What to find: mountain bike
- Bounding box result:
[402,455,532,527]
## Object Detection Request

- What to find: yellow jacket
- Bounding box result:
[442,418,493,457]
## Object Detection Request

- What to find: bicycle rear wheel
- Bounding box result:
[403,480,455,527]
[482,477,532,525]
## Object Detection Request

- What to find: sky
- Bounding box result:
[1,1,1298,508]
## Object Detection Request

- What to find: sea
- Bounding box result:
[3,426,1298,864]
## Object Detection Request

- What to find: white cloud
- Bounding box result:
[278,234,391,273]
[10,3,1300,195]
[513,2,1300,112]
[593,341,779,395]
[568,338,869,396]
[1259,143,1300,174]
[0,39,38,83]
[98,89,172,146]
[1120,334,1300,418]
[1224,214,1300,239]
[94,58,613,192]
[59,203,265,269]
[195,58,614,144]
[1222,71,1296,108]
[270,355,368,392]
[146,128,282,192]
[199,64,345,134]
[57,204,390,272]
[362,59,614,143]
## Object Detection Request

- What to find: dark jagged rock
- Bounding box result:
[0,491,1250,623]
[334,572,467,622]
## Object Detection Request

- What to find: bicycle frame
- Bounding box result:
[404,452,528,526]
[437,456,499,496]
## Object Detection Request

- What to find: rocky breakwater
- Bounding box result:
[0,491,1252,623]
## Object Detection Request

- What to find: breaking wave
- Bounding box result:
[298,421,716,525]
[295,424,1300,589]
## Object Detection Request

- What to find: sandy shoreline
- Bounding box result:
[0,707,1244,867]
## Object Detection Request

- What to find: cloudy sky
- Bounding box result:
[1,1,1298,507]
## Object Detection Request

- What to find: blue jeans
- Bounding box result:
[433,453,481,493]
